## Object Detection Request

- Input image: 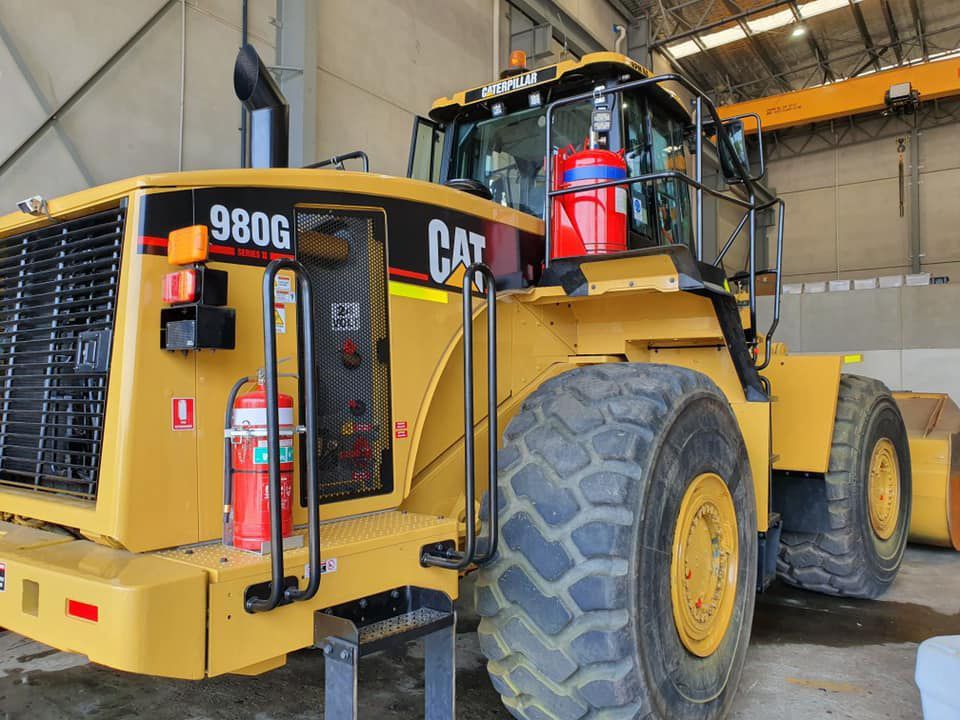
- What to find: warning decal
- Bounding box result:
[274,274,296,304]
[305,557,338,581]
[394,420,408,439]
[0,562,6,592]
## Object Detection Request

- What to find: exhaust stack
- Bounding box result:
[234,44,289,168]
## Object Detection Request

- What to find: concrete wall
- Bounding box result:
[758,284,960,403]
[0,0,278,211]
[314,0,497,179]
[554,0,626,49]
[0,0,626,208]
[765,116,960,285]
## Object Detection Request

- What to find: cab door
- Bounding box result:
[647,103,694,249]
[407,117,445,182]
[621,92,693,250]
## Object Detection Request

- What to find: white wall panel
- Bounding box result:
[778,187,837,276]
[920,169,960,265]
[0,127,89,211]
[837,178,909,271]
[766,147,835,193]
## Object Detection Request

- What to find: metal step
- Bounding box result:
[358,606,452,655]
[315,586,455,720]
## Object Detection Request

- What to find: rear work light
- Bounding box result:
[163,269,198,304]
[66,598,99,623]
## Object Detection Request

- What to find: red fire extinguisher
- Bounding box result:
[551,144,629,260]
[230,384,295,552]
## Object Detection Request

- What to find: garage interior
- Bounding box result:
[1,0,960,718]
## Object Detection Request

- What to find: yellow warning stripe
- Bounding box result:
[843,353,863,364]
[389,280,448,304]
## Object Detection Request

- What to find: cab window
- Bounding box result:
[622,92,693,250]
[451,102,592,218]
[649,106,692,248]
[408,117,445,182]
[622,92,655,247]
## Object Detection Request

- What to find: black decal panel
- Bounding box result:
[138,190,296,266]
[464,66,558,103]
[137,188,544,288]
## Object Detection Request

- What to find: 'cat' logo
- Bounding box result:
[428,218,486,290]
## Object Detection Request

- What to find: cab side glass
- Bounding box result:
[408,117,445,182]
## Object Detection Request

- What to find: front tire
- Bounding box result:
[777,374,911,598]
[475,364,757,720]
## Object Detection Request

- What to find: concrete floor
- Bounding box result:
[1,545,958,720]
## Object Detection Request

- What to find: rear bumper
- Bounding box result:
[0,511,459,679]
[0,520,207,679]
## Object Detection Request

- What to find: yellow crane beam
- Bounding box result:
[719,57,960,132]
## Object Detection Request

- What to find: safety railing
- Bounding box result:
[245,259,320,613]
[421,263,499,569]
[543,74,786,367]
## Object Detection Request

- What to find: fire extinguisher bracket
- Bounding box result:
[254,533,305,557]
[224,425,307,440]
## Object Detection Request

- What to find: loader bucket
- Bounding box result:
[894,392,960,551]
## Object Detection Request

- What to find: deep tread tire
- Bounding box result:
[777,374,911,599]
[476,363,757,720]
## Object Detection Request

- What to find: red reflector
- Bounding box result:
[66,599,99,623]
[162,269,197,304]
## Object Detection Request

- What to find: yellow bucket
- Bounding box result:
[894,392,960,551]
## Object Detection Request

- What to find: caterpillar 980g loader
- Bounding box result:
[0,45,910,719]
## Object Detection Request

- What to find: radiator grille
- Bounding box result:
[297,208,393,503]
[0,206,125,500]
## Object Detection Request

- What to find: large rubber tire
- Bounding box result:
[475,364,757,720]
[777,374,911,599]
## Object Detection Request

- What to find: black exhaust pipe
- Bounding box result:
[234,44,289,168]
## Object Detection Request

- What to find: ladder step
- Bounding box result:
[359,607,453,653]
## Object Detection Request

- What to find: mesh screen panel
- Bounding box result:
[0,206,125,500]
[296,208,392,503]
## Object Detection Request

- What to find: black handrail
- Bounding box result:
[422,263,499,569]
[757,199,786,371]
[246,259,320,613]
[304,150,370,172]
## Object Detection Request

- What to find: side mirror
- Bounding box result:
[713,113,766,185]
[719,119,750,184]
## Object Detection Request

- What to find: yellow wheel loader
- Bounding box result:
[0,46,911,719]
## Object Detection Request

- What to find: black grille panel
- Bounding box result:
[0,206,125,500]
[296,208,392,503]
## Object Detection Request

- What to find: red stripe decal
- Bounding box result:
[139,235,168,248]
[209,245,236,256]
[389,267,429,281]
[269,252,295,260]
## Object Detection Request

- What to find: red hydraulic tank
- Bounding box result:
[231,385,294,552]
[550,145,629,260]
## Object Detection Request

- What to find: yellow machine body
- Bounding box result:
[0,54,856,680]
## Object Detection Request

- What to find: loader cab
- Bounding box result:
[414,53,695,253]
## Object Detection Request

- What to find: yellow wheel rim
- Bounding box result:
[868,438,900,541]
[670,473,739,658]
